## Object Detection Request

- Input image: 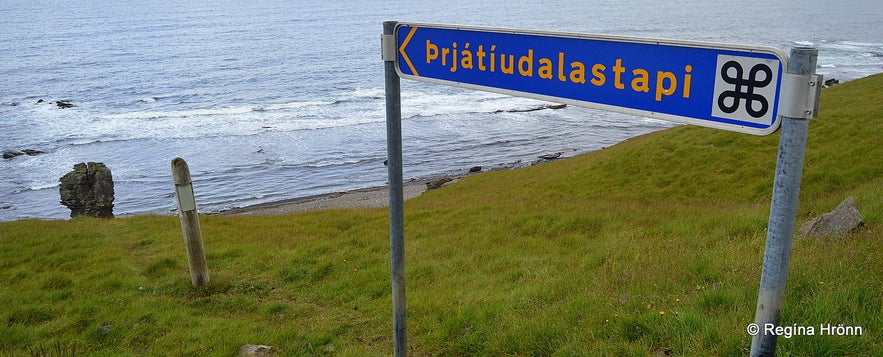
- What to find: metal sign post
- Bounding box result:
[750,47,820,357]
[382,20,408,357]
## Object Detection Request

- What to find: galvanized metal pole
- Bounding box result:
[383,20,407,357]
[750,47,818,356]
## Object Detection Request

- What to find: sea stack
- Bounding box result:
[59,162,115,218]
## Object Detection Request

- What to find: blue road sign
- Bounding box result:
[394,23,789,135]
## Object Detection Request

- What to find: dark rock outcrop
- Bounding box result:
[35,99,76,108]
[494,103,567,114]
[469,166,482,173]
[538,152,562,161]
[3,149,45,159]
[55,100,75,108]
[21,149,44,155]
[59,162,115,218]
[2,151,21,159]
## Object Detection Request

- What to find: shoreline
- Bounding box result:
[0,154,565,222]
[213,179,436,216]
[213,154,569,216]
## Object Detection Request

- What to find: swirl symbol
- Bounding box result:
[717,61,772,118]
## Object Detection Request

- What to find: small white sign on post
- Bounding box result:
[175,183,196,212]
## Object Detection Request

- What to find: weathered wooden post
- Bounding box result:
[171,157,209,287]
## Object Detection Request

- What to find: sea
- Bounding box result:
[1,0,881,221]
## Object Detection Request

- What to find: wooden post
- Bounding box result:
[171,157,209,287]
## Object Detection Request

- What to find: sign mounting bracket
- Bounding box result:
[381,34,397,62]
[778,73,823,119]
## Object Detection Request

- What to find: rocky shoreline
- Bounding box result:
[214,180,430,216]
[215,151,570,216]
[0,136,569,218]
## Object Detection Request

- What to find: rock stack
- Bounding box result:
[59,162,115,218]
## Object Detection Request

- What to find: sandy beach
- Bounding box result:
[215,180,433,216]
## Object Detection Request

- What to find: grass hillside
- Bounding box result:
[1,73,881,356]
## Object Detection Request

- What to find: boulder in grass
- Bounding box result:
[798,197,864,238]
[239,345,276,357]
[426,177,453,190]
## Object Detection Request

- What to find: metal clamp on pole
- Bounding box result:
[381,34,397,62]
[778,72,823,119]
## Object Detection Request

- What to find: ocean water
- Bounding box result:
[1,0,881,221]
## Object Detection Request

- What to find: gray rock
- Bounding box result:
[97,324,113,335]
[798,197,864,238]
[3,149,45,159]
[55,100,75,108]
[538,152,562,161]
[426,177,453,190]
[21,149,45,156]
[3,150,23,159]
[494,103,567,113]
[240,344,276,357]
[59,162,115,218]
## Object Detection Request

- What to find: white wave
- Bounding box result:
[56,110,386,147]
[306,158,365,168]
[270,117,385,132]
[401,89,556,118]
[817,40,883,54]
[351,87,385,100]
[261,100,336,111]
[30,182,59,191]
[840,40,883,47]
[104,100,334,120]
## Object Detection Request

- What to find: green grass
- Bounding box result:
[2,73,881,356]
